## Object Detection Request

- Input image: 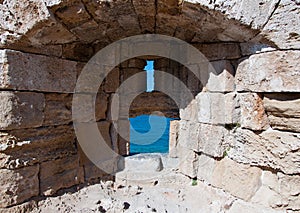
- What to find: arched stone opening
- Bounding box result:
[0,0,299,212]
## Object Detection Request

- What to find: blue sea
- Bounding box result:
[129,115,176,154]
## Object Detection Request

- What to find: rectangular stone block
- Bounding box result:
[263,93,300,133]
[44,93,72,126]
[236,50,300,92]
[211,157,262,201]
[198,123,228,158]
[104,67,120,93]
[169,120,179,158]
[196,92,239,125]
[178,120,200,151]
[0,125,76,169]
[206,60,235,92]
[0,50,78,93]
[228,128,300,175]
[177,145,199,178]
[40,155,84,196]
[180,99,198,122]
[238,93,270,131]
[0,165,39,208]
[197,154,216,183]
[0,91,44,130]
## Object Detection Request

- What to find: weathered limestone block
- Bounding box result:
[40,155,84,196]
[180,99,198,122]
[206,60,235,92]
[0,50,78,93]
[238,93,270,130]
[44,93,72,126]
[212,157,262,201]
[251,171,300,210]
[0,165,39,208]
[123,154,163,172]
[263,93,300,133]
[0,125,76,169]
[187,0,280,30]
[0,200,37,213]
[228,128,300,175]
[236,51,300,92]
[178,120,200,151]
[261,0,300,49]
[198,123,229,157]
[196,92,239,124]
[193,43,241,60]
[228,200,282,213]
[169,120,179,158]
[0,91,44,130]
[197,154,216,183]
[177,146,198,178]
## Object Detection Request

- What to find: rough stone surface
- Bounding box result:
[193,43,241,60]
[212,157,262,201]
[177,146,198,178]
[0,50,78,93]
[0,125,76,169]
[236,51,300,92]
[169,120,179,158]
[40,155,84,196]
[206,60,235,92]
[123,154,163,172]
[0,91,44,130]
[0,165,39,208]
[229,128,300,175]
[196,92,238,125]
[238,93,270,130]
[263,93,300,133]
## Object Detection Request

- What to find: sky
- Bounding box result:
[145,60,154,92]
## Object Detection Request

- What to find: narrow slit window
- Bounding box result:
[145,60,154,92]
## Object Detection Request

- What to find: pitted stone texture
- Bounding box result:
[212,158,262,201]
[228,200,282,213]
[0,125,76,169]
[196,92,239,125]
[263,93,300,133]
[0,165,39,208]
[186,0,280,30]
[261,0,300,49]
[0,92,44,130]
[169,120,179,158]
[207,60,235,92]
[251,171,300,210]
[236,51,300,92]
[0,50,78,93]
[180,99,198,122]
[40,155,84,196]
[177,146,198,178]
[238,93,270,131]
[178,120,200,151]
[123,154,163,172]
[229,128,300,175]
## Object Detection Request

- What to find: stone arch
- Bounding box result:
[0,0,299,212]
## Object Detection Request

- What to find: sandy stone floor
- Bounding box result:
[31,171,237,213]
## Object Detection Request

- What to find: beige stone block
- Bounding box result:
[0,125,77,169]
[0,91,44,130]
[177,146,198,178]
[169,120,179,158]
[197,154,216,183]
[236,51,300,92]
[180,99,198,122]
[263,93,300,133]
[212,157,262,201]
[206,60,235,92]
[40,155,84,196]
[229,128,300,175]
[0,165,39,207]
[196,92,238,125]
[238,93,270,130]
[198,123,228,157]
[178,120,200,151]
[0,50,78,92]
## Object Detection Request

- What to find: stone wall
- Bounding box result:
[0,0,299,212]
